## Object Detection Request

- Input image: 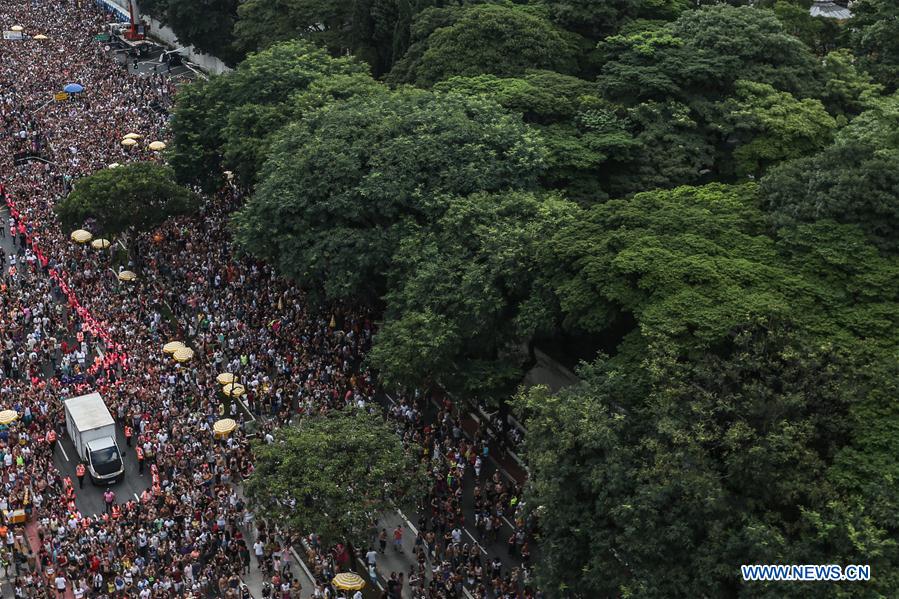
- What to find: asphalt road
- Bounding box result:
[52,422,148,519]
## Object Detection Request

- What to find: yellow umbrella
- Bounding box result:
[91,238,111,249]
[33,34,47,40]
[163,341,185,355]
[121,138,137,147]
[173,347,195,363]
[216,372,236,385]
[0,410,18,425]
[148,141,166,151]
[222,383,245,398]
[118,270,137,282]
[71,229,93,243]
[123,133,142,140]
[213,418,237,439]
[332,572,366,591]
[10,25,22,32]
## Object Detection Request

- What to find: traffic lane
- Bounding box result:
[52,423,149,518]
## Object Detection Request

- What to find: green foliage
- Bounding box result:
[234,89,546,304]
[760,94,899,253]
[245,408,426,545]
[435,72,638,201]
[717,80,836,177]
[389,4,579,86]
[598,5,823,107]
[518,325,899,597]
[851,0,899,90]
[541,183,799,340]
[370,191,577,400]
[538,0,690,40]
[819,48,884,118]
[168,40,369,190]
[55,163,198,235]
[167,79,225,193]
[770,0,841,54]
[164,0,243,65]
[609,100,714,196]
[234,0,355,55]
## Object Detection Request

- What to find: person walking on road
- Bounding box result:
[378,528,387,554]
[393,525,404,553]
[46,429,56,456]
[103,489,115,514]
[76,462,86,488]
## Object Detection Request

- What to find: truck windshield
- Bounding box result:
[90,447,122,475]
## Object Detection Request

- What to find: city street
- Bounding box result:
[51,423,144,519]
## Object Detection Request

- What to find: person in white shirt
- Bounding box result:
[54,575,67,597]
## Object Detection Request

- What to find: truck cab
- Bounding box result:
[86,436,124,485]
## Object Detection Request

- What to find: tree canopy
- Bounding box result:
[518,324,899,597]
[761,93,899,253]
[850,0,899,90]
[168,40,369,190]
[245,408,426,545]
[55,162,198,235]
[369,191,576,401]
[140,0,243,65]
[233,89,546,304]
[388,4,580,87]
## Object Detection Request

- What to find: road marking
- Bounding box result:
[356,556,384,591]
[57,440,69,462]
[134,493,140,502]
[396,508,418,536]
[464,528,488,555]
[290,547,317,588]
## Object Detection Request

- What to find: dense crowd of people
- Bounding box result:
[0,1,535,598]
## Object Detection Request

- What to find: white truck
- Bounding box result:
[63,392,124,485]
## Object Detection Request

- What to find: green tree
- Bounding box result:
[167,79,225,192]
[760,94,899,252]
[389,4,579,87]
[234,89,546,304]
[540,183,808,342]
[517,325,899,597]
[819,48,883,118]
[164,0,243,65]
[538,0,690,40]
[245,408,425,545]
[168,40,370,190]
[234,0,355,55]
[608,100,715,196]
[716,80,836,177]
[55,162,198,235]
[598,5,823,107]
[369,191,577,401]
[851,0,899,90]
[435,72,638,201]
[769,0,842,54]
